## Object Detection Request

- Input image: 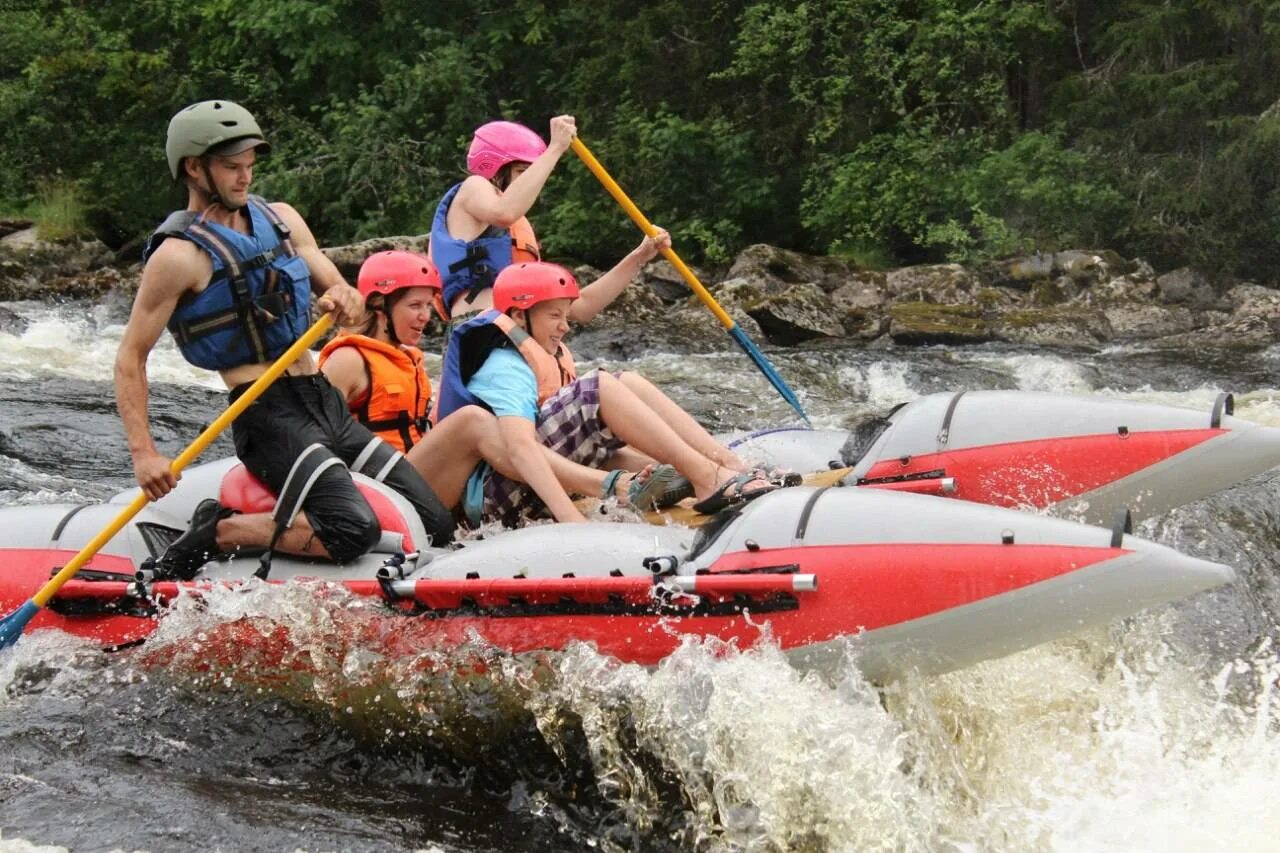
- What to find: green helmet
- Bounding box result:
[165,100,271,180]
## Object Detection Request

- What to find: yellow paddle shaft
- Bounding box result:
[31,313,335,607]
[570,137,735,330]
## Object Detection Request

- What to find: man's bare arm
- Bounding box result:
[114,240,202,500]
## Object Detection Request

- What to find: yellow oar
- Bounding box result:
[0,313,335,648]
[570,137,810,425]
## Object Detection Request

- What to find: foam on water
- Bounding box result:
[17,579,1265,851]
[971,352,1097,394]
[836,360,918,411]
[0,303,221,389]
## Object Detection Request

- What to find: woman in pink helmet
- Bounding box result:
[429,115,670,324]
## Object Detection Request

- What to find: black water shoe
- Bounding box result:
[157,498,233,580]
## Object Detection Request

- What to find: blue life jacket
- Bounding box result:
[436,310,509,421]
[143,196,311,371]
[429,182,514,314]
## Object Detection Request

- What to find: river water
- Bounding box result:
[1,297,1277,851]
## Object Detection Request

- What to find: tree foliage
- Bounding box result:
[1,0,1276,276]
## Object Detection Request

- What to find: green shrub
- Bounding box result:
[32,179,88,242]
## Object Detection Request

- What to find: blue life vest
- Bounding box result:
[429,182,514,314]
[436,310,509,421]
[436,309,577,423]
[143,196,311,371]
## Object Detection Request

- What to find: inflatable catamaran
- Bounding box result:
[0,443,1235,681]
[729,390,1279,525]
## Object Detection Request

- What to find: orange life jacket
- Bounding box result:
[319,334,432,453]
[489,312,576,405]
[509,216,541,264]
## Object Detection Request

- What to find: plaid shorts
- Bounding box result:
[483,369,625,526]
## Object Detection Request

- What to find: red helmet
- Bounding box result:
[356,251,441,301]
[493,262,580,313]
[467,121,547,180]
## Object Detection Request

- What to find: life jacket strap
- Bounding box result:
[360,411,430,454]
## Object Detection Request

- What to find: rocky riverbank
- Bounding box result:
[3,223,1278,357]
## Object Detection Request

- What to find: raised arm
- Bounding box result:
[455,115,577,228]
[570,228,671,324]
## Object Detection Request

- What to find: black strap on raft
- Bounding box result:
[1211,392,1234,428]
[169,198,297,361]
[255,443,344,580]
[793,487,829,544]
[936,391,966,449]
[1110,507,1133,548]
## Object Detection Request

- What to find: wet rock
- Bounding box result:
[1191,284,1280,347]
[989,306,1113,348]
[830,276,889,340]
[638,258,712,303]
[744,281,845,345]
[0,231,117,301]
[1156,267,1222,309]
[830,274,887,312]
[726,243,855,295]
[888,301,993,345]
[0,304,27,334]
[569,268,760,359]
[1103,304,1197,339]
[322,234,429,283]
[1077,273,1159,305]
[983,249,1135,290]
[0,218,32,239]
[884,264,979,305]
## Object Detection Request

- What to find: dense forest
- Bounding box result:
[2,0,1278,277]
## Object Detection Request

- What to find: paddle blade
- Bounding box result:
[0,600,39,649]
[727,325,811,426]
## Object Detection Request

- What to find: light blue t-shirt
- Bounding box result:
[466,346,538,421]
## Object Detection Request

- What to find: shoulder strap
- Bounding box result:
[143,210,199,262]
[248,195,295,256]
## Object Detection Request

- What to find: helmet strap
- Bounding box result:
[198,157,247,212]
[380,291,401,346]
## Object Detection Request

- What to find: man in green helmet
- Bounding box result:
[114,100,455,579]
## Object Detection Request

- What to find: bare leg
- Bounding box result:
[406,406,513,508]
[603,445,657,472]
[215,513,331,558]
[595,372,740,502]
[409,404,629,508]
[617,371,746,470]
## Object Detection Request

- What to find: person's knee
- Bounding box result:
[305,470,382,562]
[457,405,498,440]
[314,500,381,563]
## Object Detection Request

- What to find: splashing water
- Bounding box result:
[3,300,1280,850]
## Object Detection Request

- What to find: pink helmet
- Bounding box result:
[494,262,580,313]
[357,251,441,301]
[467,121,548,180]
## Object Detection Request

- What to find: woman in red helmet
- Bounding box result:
[437,261,780,525]
[429,116,669,325]
[321,250,675,516]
